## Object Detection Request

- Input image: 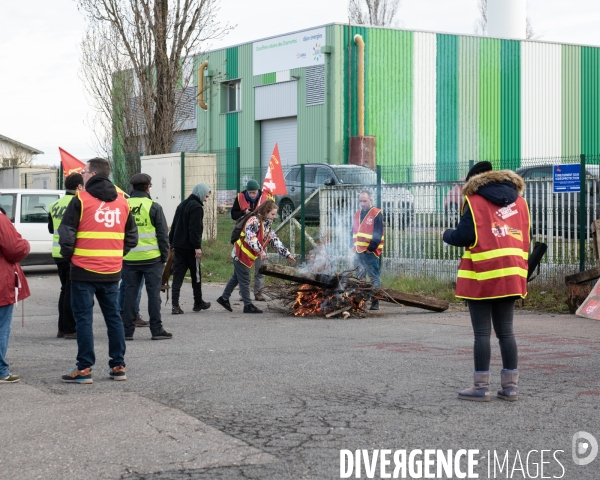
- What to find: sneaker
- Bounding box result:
[243,304,263,314]
[61,368,93,384]
[254,293,266,302]
[151,330,173,340]
[216,296,233,312]
[57,331,65,338]
[0,374,20,383]
[64,332,77,339]
[133,315,149,327]
[108,365,126,381]
[125,334,134,341]
[172,305,184,314]
[192,301,211,312]
[370,300,380,311]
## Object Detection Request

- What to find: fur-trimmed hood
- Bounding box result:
[463,170,525,196]
[462,170,525,207]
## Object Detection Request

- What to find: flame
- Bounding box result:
[291,284,368,317]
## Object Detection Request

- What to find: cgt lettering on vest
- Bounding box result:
[94,202,122,228]
[340,449,480,479]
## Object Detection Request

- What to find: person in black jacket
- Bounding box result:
[48,173,83,339]
[121,173,171,341]
[169,183,212,314]
[58,158,138,384]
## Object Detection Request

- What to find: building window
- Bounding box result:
[223,80,241,113]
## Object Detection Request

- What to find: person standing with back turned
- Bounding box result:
[443,162,529,402]
[58,158,138,384]
[169,183,212,314]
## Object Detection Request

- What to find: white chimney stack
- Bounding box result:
[487,0,526,40]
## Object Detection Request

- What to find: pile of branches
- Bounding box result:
[262,268,394,318]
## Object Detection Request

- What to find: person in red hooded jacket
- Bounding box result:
[0,204,31,383]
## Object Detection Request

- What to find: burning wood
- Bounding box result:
[259,264,449,318]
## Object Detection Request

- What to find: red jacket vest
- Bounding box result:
[71,191,130,274]
[238,191,267,212]
[455,195,530,300]
[352,208,384,257]
[235,218,269,268]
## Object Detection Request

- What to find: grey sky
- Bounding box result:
[0,0,598,167]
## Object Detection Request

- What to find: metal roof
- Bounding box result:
[0,134,44,155]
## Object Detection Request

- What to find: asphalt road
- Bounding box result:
[2,266,599,480]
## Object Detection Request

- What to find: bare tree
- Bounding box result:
[0,144,33,168]
[474,0,487,36]
[474,0,541,39]
[76,0,232,186]
[348,0,401,27]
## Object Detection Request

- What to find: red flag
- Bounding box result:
[262,144,287,195]
[59,147,86,177]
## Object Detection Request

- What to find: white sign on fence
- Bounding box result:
[253,27,326,76]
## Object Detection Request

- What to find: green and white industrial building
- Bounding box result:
[175,20,600,190]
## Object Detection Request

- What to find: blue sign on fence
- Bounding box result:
[553,164,580,193]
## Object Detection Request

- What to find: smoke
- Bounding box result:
[297,216,357,276]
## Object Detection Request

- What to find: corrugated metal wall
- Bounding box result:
[336,25,600,181]
[195,24,600,188]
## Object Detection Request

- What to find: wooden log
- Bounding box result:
[259,264,338,288]
[378,288,449,312]
[564,267,600,285]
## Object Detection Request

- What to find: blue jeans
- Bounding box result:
[354,252,381,287]
[71,281,126,370]
[0,304,15,378]
[118,263,144,315]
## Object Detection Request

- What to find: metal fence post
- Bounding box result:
[580,154,586,272]
[376,165,382,208]
[180,152,185,202]
[300,164,306,264]
[236,147,241,194]
[377,165,382,269]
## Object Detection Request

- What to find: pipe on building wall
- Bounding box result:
[354,34,365,137]
[198,61,208,110]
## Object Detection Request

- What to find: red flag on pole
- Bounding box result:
[262,144,287,196]
[59,147,86,176]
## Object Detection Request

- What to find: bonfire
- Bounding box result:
[259,264,450,318]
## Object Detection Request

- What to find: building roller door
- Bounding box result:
[260,117,297,179]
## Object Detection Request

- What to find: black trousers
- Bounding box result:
[122,261,164,337]
[171,248,203,307]
[56,260,76,334]
[467,298,518,371]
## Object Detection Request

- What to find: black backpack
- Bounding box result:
[230,212,253,244]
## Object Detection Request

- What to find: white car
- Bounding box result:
[0,189,65,266]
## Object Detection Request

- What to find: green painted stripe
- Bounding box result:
[581,47,600,156]
[479,38,501,167]
[262,72,276,85]
[225,47,239,190]
[436,34,458,182]
[458,36,480,170]
[562,45,581,156]
[366,28,413,182]
[500,39,520,169]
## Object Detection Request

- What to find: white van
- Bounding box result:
[0,189,65,266]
